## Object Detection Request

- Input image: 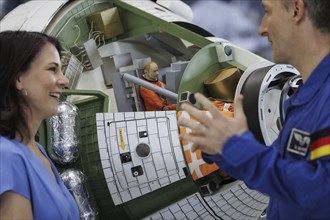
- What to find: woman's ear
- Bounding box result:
[16,76,24,90]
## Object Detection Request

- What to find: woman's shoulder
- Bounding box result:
[0,135,16,148]
[0,136,25,157]
[0,136,32,199]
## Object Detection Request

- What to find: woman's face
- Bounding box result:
[16,42,69,122]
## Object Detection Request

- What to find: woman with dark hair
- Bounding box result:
[0,31,79,219]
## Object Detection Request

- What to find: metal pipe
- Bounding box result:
[121,73,178,100]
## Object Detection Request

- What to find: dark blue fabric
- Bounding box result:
[0,136,80,220]
[203,54,330,220]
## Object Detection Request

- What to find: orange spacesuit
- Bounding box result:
[140,78,176,111]
[139,61,176,111]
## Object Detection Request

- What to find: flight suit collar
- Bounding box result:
[289,53,330,107]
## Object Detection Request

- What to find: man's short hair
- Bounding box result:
[282,0,330,33]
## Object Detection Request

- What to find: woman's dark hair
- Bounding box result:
[0,30,62,140]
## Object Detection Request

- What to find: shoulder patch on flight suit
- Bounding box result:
[287,128,310,157]
[310,127,330,160]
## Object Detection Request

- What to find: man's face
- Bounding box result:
[146,62,159,80]
[259,0,295,63]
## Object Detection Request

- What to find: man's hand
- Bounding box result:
[177,93,248,155]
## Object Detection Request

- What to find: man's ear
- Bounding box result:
[292,0,305,23]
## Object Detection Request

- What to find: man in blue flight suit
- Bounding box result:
[178,0,330,219]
